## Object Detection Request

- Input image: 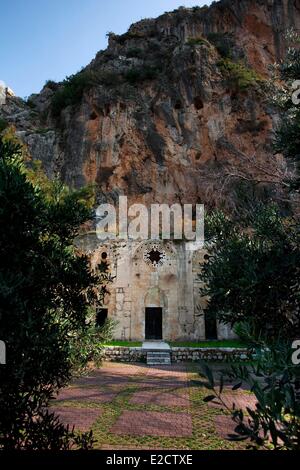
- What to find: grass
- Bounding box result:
[104,341,142,347]
[170,340,247,348]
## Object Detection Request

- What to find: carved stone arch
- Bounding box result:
[144,287,167,309]
[132,240,177,269]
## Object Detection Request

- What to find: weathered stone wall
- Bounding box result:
[102,346,252,363]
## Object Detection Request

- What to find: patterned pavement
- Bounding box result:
[51,362,256,448]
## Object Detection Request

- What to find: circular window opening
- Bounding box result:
[143,245,167,268]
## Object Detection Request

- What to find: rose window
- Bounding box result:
[143,245,166,268]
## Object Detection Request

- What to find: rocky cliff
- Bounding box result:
[1,0,300,213]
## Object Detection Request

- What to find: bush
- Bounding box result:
[218,59,262,91]
[124,65,161,84]
[44,80,59,91]
[51,71,98,117]
[97,70,122,87]
[202,205,300,341]
[0,140,112,449]
[187,37,211,47]
[0,117,8,133]
[201,340,300,450]
[69,315,117,373]
[207,32,235,59]
[126,47,144,58]
[272,30,300,191]
[115,31,145,45]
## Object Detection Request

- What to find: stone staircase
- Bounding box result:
[147,351,171,365]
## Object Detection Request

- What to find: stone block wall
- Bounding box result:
[102,346,252,363]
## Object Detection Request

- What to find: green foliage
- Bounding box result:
[124,65,161,84]
[218,59,262,91]
[187,37,211,47]
[44,79,58,90]
[201,340,300,449]
[26,98,36,109]
[0,140,112,449]
[114,31,146,45]
[206,32,234,58]
[126,47,144,58]
[97,70,122,86]
[69,311,117,373]
[273,30,300,190]
[278,47,300,80]
[51,71,99,117]
[274,110,300,190]
[202,205,300,341]
[0,117,8,133]
[104,340,142,347]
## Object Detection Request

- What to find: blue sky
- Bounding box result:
[0,1,211,98]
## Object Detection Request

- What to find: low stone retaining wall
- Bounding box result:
[102,347,147,362]
[171,347,251,362]
[102,346,252,363]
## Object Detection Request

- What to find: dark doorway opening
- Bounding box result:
[145,307,163,340]
[96,308,108,328]
[205,312,218,340]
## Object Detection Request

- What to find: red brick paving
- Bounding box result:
[130,389,190,407]
[146,365,187,379]
[56,387,117,403]
[73,375,128,389]
[101,363,148,376]
[214,415,236,440]
[53,407,102,432]
[135,378,187,389]
[73,364,148,388]
[110,410,193,437]
[208,391,257,411]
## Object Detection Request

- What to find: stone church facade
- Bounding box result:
[77,234,235,342]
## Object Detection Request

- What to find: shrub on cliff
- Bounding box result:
[206,32,235,59]
[0,117,8,133]
[219,59,263,91]
[124,65,161,84]
[187,37,211,47]
[51,70,98,117]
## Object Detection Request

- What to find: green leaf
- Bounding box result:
[203,395,217,403]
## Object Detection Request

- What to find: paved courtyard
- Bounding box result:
[51,362,257,450]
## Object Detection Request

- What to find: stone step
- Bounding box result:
[147,352,170,356]
[147,351,171,365]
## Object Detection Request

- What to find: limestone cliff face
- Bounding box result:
[1,0,300,212]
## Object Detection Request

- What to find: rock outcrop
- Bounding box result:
[1,0,300,213]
